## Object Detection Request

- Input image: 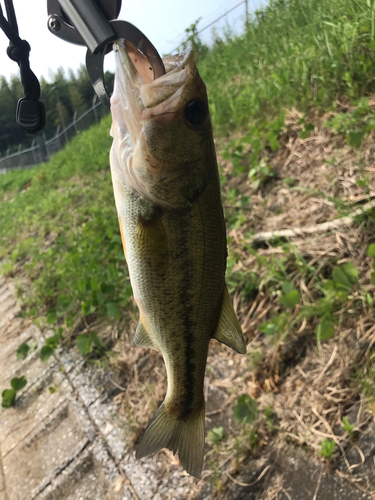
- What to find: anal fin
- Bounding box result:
[134,318,158,351]
[213,287,247,354]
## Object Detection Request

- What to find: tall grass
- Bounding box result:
[198,0,375,131]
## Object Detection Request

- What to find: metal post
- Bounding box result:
[52,87,69,145]
[92,95,98,123]
[73,111,78,134]
[43,133,49,160]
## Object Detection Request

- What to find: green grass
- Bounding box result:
[1,0,374,355]
[0,115,132,341]
[199,0,375,131]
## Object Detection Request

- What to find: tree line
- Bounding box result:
[0,65,114,155]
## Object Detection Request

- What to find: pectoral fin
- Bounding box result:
[213,287,247,354]
[136,210,169,274]
[134,318,159,351]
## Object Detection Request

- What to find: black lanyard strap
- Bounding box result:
[0,0,45,133]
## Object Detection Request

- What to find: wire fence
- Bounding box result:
[0,0,265,175]
[0,98,108,174]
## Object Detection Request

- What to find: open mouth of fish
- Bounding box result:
[111,40,198,143]
[110,40,212,208]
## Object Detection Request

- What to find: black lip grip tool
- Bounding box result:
[47,0,166,110]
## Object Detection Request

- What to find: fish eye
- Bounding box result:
[185,99,207,126]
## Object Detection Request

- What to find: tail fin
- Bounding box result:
[136,402,205,478]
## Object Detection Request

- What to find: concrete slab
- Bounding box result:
[3,398,95,500]
[36,438,129,500]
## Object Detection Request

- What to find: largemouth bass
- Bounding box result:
[109,40,246,478]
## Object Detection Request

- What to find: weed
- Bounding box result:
[341,416,355,438]
[207,427,227,445]
[223,114,284,191]
[76,332,107,357]
[320,438,335,459]
[1,376,27,408]
[233,394,258,425]
[324,98,375,147]
[264,406,277,433]
[16,341,36,360]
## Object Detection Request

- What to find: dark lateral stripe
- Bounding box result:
[177,217,197,419]
[180,201,206,419]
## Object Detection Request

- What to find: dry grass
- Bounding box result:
[108,108,375,495]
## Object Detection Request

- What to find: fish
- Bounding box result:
[109,39,247,478]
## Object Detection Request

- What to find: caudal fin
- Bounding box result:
[136,402,205,478]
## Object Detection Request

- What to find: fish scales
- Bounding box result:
[110,40,246,477]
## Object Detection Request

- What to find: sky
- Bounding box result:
[0,0,267,83]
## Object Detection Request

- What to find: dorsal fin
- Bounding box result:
[212,287,247,354]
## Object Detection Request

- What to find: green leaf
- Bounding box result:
[90,277,100,291]
[57,294,72,310]
[233,394,258,424]
[90,332,106,349]
[49,387,57,394]
[77,278,87,293]
[1,389,16,408]
[11,376,27,391]
[45,332,61,349]
[16,343,30,360]
[367,244,375,258]
[40,346,54,361]
[332,262,358,289]
[348,131,365,147]
[56,327,63,341]
[316,318,335,341]
[76,334,92,355]
[46,308,57,324]
[105,302,121,320]
[66,317,73,327]
[207,426,226,445]
[320,438,335,458]
[267,131,279,151]
[279,289,300,308]
[259,321,278,336]
[101,283,115,294]
[341,416,354,436]
[81,301,91,316]
[281,281,294,295]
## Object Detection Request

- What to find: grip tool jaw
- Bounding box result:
[47,0,165,109]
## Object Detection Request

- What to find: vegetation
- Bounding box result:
[1,0,375,493]
[199,0,375,131]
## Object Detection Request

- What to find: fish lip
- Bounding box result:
[111,41,194,144]
[113,39,194,109]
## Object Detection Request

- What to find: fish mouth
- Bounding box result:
[110,40,195,145]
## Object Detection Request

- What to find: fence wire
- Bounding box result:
[0,100,108,174]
